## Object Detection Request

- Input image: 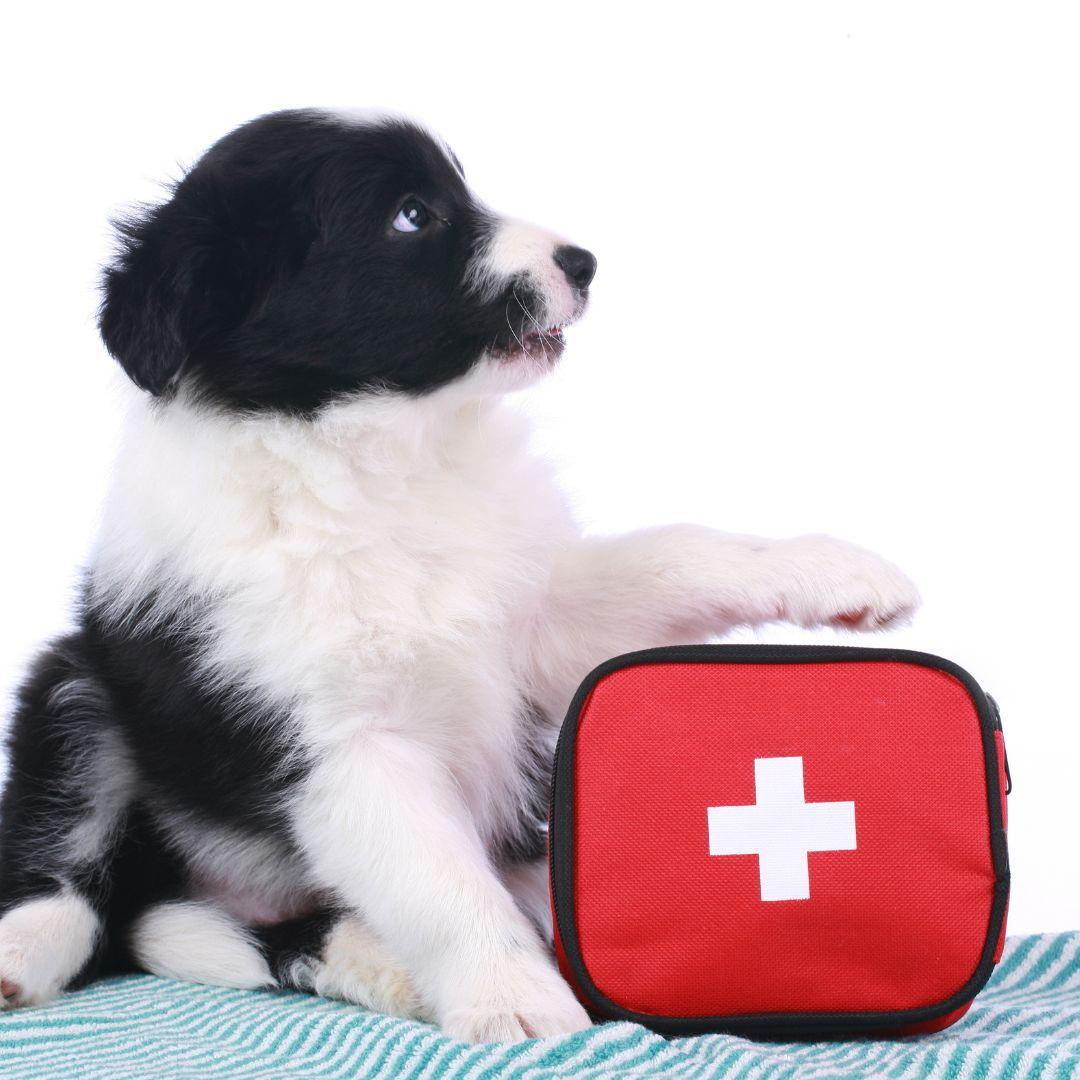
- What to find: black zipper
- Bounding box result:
[547,685,579,935]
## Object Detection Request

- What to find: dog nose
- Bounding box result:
[554,245,597,290]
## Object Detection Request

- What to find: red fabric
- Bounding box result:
[570,661,998,1019]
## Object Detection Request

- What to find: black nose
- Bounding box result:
[554,245,597,291]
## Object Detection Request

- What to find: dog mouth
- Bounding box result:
[488,322,567,365]
[522,323,566,357]
[490,301,586,365]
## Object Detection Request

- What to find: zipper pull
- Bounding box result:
[987,693,1012,795]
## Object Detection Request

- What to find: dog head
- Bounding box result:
[98,110,596,414]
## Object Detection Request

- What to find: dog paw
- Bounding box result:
[0,929,32,1010]
[0,892,100,1010]
[773,535,921,631]
[440,954,591,1044]
[0,977,26,1009]
[443,995,591,1044]
[0,938,57,1010]
[305,917,424,1021]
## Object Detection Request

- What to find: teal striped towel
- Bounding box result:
[1,933,1077,1078]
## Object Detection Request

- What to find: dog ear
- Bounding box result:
[98,186,218,396]
[99,168,316,397]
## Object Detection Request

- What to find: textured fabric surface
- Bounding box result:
[0,934,1077,1078]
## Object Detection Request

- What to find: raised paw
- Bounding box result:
[440,952,591,1044]
[773,534,921,631]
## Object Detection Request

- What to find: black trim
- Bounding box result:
[549,645,1011,1037]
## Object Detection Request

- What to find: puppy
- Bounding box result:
[0,110,919,1042]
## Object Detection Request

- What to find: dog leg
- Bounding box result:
[129,901,424,1019]
[502,858,554,945]
[0,636,136,1008]
[527,526,920,716]
[128,900,275,990]
[259,909,424,1019]
[0,891,101,1008]
[293,730,590,1043]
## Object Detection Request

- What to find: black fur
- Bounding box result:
[254,907,344,988]
[2,110,585,1000]
[82,591,307,834]
[0,631,193,985]
[99,111,546,414]
[0,635,127,914]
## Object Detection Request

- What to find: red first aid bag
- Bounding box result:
[548,646,1010,1037]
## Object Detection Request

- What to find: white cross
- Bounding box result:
[707,756,857,901]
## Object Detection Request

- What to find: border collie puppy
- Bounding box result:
[0,110,919,1042]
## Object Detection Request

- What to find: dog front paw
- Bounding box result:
[440,954,591,1044]
[773,535,921,631]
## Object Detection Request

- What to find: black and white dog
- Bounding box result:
[0,111,920,1042]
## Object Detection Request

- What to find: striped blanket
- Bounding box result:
[1,933,1077,1079]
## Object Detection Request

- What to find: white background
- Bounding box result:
[1,3,1076,933]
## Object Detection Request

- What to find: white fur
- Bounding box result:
[154,807,315,926]
[129,901,274,990]
[468,218,580,327]
[83,348,918,1040]
[502,857,555,945]
[289,916,422,1019]
[58,725,136,868]
[0,891,100,1007]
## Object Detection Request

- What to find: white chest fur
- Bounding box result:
[89,384,576,841]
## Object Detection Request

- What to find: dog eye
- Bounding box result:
[392,199,430,233]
